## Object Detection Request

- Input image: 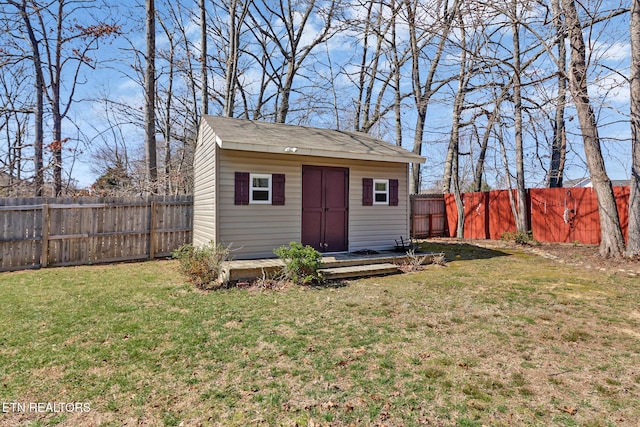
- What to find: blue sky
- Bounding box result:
[12,0,634,191]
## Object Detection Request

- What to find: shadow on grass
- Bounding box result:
[417,240,511,262]
[308,280,350,289]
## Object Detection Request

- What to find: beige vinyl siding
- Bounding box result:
[192,122,217,247]
[348,162,409,252]
[217,150,302,258]
[215,150,410,258]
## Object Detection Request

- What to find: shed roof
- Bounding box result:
[202,116,425,164]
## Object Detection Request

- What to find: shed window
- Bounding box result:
[373,179,389,205]
[250,174,271,203]
[362,177,399,206]
[235,172,285,205]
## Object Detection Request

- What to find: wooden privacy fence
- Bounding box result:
[410,194,447,238]
[444,187,630,244]
[0,195,192,272]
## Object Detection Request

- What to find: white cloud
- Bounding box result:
[589,40,631,63]
[591,73,630,104]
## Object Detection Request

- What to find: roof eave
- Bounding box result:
[218,140,425,164]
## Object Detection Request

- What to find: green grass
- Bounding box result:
[1,244,639,426]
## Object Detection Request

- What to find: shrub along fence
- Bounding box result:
[0,195,192,272]
[444,187,630,244]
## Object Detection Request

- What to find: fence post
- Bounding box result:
[149,200,157,260]
[41,204,49,268]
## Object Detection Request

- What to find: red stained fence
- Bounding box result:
[444,187,630,244]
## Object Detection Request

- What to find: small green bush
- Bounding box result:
[274,242,323,285]
[172,242,230,290]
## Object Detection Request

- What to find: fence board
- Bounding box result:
[488,190,518,239]
[0,195,193,272]
[462,192,487,239]
[410,195,447,238]
[615,186,630,242]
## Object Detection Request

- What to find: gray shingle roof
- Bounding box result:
[203,116,425,164]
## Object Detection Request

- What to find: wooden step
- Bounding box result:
[320,254,407,269]
[319,263,400,280]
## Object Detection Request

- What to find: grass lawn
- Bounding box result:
[1,242,639,426]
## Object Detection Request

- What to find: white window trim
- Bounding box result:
[250,173,272,204]
[373,179,389,205]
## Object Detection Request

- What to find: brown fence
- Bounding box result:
[444,187,630,244]
[0,195,192,272]
[410,194,447,238]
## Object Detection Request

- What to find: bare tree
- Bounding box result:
[562,0,625,257]
[348,0,402,135]
[5,0,45,195]
[157,13,174,195]
[548,0,567,188]
[246,0,338,123]
[145,0,158,193]
[0,64,32,196]
[223,0,250,117]
[628,0,640,257]
[200,0,208,116]
[389,0,405,146]
[5,0,120,196]
[448,6,469,238]
[403,0,460,194]
[510,0,529,233]
[203,0,252,118]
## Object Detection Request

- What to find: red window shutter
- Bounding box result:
[389,179,399,206]
[272,173,285,205]
[234,172,249,205]
[362,178,373,206]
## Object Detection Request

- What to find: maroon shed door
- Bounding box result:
[302,166,348,252]
[301,167,324,251]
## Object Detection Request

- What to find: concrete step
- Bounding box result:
[319,263,400,280]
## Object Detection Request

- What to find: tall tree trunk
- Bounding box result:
[406,0,460,195]
[411,111,426,193]
[452,150,464,238]
[15,0,44,196]
[34,74,44,196]
[511,2,528,233]
[354,0,374,132]
[200,0,208,116]
[390,0,402,146]
[276,64,295,123]
[224,0,248,117]
[497,122,520,232]
[145,0,158,193]
[361,1,387,133]
[473,110,498,192]
[549,0,567,188]
[450,19,467,238]
[628,0,640,257]
[52,111,63,195]
[158,15,174,196]
[562,0,625,257]
[51,0,64,196]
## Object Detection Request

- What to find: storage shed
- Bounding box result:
[193,116,425,259]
